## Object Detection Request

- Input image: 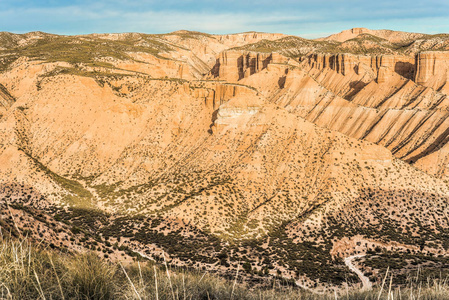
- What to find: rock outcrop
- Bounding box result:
[208,50,290,82]
[241,50,449,181]
[208,51,273,81]
[415,51,449,89]
[183,82,258,110]
[306,53,415,81]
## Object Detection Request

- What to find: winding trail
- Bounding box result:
[344,255,372,291]
[134,250,156,262]
[295,277,314,293]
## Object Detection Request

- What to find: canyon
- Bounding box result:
[1,28,449,291]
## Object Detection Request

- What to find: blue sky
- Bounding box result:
[1,0,448,38]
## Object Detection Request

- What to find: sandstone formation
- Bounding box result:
[294,51,449,179]
[415,51,449,90]
[208,50,279,81]
[306,53,415,80]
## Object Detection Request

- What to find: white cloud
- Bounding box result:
[0,1,449,37]
[0,5,318,35]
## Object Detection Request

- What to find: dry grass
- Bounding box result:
[1,236,449,299]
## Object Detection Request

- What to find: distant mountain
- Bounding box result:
[316,27,426,43]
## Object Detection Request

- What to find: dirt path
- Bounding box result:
[295,277,314,292]
[344,255,372,291]
[134,250,156,262]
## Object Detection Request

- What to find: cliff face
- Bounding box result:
[376,55,416,82]
[208,50,290,82]
[306,53,415,81]
[186,82,258,110]
[242,50,449,182]
[307,53,360,76]
[208,51,272,81]
[415,51,449,90]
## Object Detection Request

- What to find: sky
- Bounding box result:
[0,0,448,38]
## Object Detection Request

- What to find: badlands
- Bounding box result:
[1,27,449,290]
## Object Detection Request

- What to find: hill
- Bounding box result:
[1,28,449,292]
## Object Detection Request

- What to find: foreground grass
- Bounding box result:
[1,237,449,299]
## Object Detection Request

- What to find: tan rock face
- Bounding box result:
[282,51,449,185]
[307,53,415,80]
[208,50,274,82]
[415,51,449,87]
[307,53,355,75]
[376,66,392,83]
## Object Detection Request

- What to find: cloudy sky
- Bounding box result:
[1,0,448,38]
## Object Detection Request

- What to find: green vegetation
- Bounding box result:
[361,251,449,285]
[0,32,173,72]
[233,32,449,57]
[223,82,259,92]
[22,152,93,208]
[231,36,329,59]
[0,52,18,71]
[18,35,167,62]
[39,65,130,78]
[1,30,449,75]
